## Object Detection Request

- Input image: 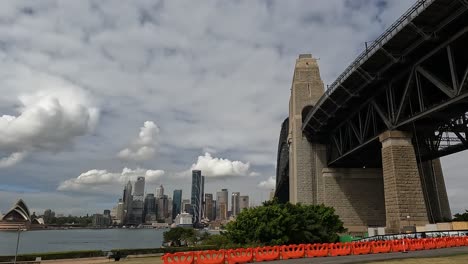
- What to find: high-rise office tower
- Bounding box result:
[182,199,191,213]
[231,192,240,216]
[144,193,156,222]
[156,184,164,199]
[216,189,228,220]
[212,200,217,221]
[190,170,204,225]
[204,193,214,220]
[134,177,145,197]
[239,195,249,212]
[123,181,133,224]
[116,199,125,222]
[131,199,144,224]
[172,190,182,220]
[157,195,169,221]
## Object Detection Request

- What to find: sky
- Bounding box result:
[0,0,467,216]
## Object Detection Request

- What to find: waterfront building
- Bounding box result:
[156,184,164,199]
[92,214,110,227]
[134,177,145,197]
[0,199,45,230]
[190,170,204,225]
[212,200,217,221]
[204,193,214,220]
[172,190,182,220]
[231,192,240,216]
[123,181,133,225]
[130,200,144,224]
[43,209,55,224]
[216,189,228,220]
[116,199,125,223]
[174,212,193,227]
[144,193,156,222]
[103,209,111,217]
[157,195,169,221]
[239,195,249,212]
[182,199,191,213]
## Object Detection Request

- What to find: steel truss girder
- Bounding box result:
[417,113,468,160]
[327,27,468,166]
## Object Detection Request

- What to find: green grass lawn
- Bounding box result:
[366,253,468,264]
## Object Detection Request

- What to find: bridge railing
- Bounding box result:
[314,0,434,110]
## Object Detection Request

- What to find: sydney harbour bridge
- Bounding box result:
[275,0,468,234]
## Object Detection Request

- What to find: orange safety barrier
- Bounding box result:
[281,244,305,260]
[445,237,459,247]
[162,252,195,264]
[226,248,254,264]
[462,236,468,246]
[407,239,424,251]
[422,238,436,250]
[434,237,446,248]
[352,242,371,255]
[254,246,280,262]
[328,243,352,257]
[305,243,329,258]
[371,241,391,254]
[454,237,465,247]
[196,250,225,264]
[390,239,408,252]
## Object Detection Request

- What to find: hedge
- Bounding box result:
[0,246,219,261]
[0,250,103,262]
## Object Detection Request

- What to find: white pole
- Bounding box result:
[14,226,21,264]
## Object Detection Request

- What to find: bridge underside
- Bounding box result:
[302,0,468,168]
[276,0,466,234]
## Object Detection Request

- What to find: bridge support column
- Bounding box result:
[379,130,429,233]
[323,168,385,233]
[288,54,325,205]
[418,159,452,222]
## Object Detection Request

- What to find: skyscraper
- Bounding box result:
[216,189,228,220]
[116,199,125,223]
[144,193,156,222]
[157,195,169,221]
[182,199,191,213]
[190,170,204,225]
[231,192,240,216]
[123,181,133,224]
[172,190,182,220]
[239,196,249,212]
[134,177,145,197]
[156,184,164,199]
[204,193,214,220]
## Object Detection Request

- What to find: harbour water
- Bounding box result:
[0,229,165,256]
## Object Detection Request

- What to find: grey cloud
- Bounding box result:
[5,0,465,216]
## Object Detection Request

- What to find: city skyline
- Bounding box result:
[1,0,468,216]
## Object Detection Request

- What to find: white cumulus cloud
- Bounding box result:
[257,176,276,190]
[57,167,164,193]
[184,152,257,178]
[0,74,99,168]
[0,152,28,168]
[117,121,159,161]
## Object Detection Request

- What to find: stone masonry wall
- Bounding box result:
[323,168,386,233]
[380,131,428,233]
[288,54,325,204]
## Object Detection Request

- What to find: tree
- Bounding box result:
[453,210,468,221]
[224,199,346,245]
[163,227,197,246]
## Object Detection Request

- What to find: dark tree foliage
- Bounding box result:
[224,199,346,245]
[453,210,468,221]
[163,227,198,247]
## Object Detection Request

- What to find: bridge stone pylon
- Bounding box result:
[284,54,452,233]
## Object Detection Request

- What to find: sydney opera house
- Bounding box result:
[0,199,44,230]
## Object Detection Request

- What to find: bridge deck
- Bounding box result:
[303,0,467,140]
